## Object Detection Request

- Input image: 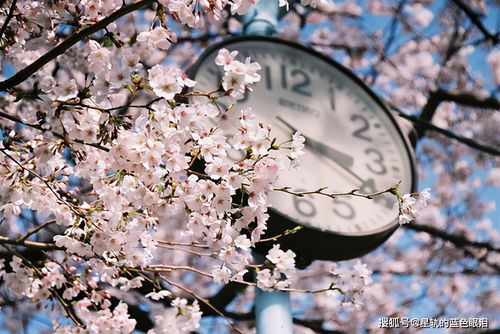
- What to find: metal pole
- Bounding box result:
[241,1,293,332]
[242,0,283,36]
[253,253,294,334]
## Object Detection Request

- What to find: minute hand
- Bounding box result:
[276,116,354,169]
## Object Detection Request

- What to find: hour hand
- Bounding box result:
[276,116,354,168]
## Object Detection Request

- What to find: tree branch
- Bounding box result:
[414,88,500,139]
[404,222,500,272]
[394,110,500,156]
[450,0,499,45]
[0,0,154,91]
[368,0,407,84]
[0,0,17,41]
[16,219,57,242]
[404,222,500,253]
[0,235,59,250]
[431,88,500,110]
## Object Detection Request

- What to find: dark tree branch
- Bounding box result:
[414,88,500,139]
[0,0,17,41]
[404,222,500,273]
[450,0,500,45]
[405,223,500,273]
[431,88,500,110]
[0,0,154,91]
[0,235,59,250]
[368,0,407,84]
[309,42,367,57]
[394,110,500,156]
[17,220,57,243]
[404,222,500,253]
[390,102,500,155]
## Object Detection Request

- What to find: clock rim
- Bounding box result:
[188,35,419,238]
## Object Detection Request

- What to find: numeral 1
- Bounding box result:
[329,86,336,111]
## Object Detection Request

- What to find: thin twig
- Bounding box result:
[272,183,399,200]
[257,226,303,243]
[157,244,215,257]
[16,219,56,242]
[156,240,210,248]
[63,98,161,113]
[0,148,83,217]
[278,285,345,295]
[0,244,83,326]
[0,110,110,151]
[145,265,213,279]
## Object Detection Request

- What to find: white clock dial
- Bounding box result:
[191,38,416,236]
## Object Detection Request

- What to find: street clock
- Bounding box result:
[189,36,417,263]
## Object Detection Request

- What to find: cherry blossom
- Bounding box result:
[0,0,497,333]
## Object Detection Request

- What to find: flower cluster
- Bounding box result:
[148,64,196,99]
[215,48,262,100]
[0,28,309,331]
[149,298,202,334]
[55,302,137,334]
[398,188,432,225]
[256,244,296,290]
[1,256,33,299]
[328,260,373,310]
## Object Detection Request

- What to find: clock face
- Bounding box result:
[190,37,416,237]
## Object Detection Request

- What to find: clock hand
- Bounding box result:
[276,116,374,189]
[276,116,354,169]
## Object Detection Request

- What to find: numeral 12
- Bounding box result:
[264,65,312,97]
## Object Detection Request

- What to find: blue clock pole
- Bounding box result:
[253,253,294,334]
[241,0,282,35]
[241,1,294,333]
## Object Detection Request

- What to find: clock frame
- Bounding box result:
[188,36,418,263]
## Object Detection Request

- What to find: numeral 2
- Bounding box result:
[290,69,312,96]
[351,114,372,141]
